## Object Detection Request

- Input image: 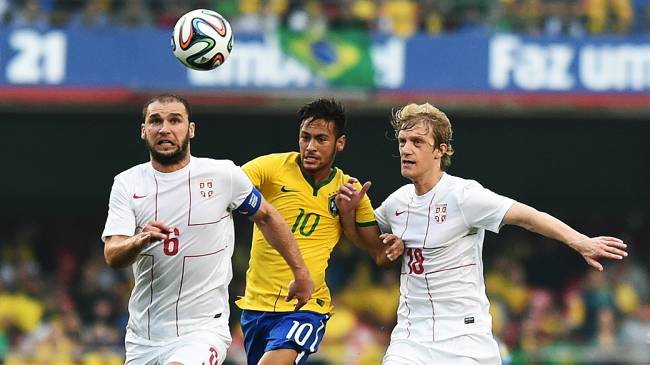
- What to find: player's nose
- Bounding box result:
[400,143,412,154]
[158,120,172,133]
[306,139,317,150]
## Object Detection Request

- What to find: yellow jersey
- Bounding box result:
[236,152,376,314]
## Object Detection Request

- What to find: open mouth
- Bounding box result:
[401,160,415,167]
[303,156,318,163]
[157,139,175,147]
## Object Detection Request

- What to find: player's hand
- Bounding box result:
[569,236,627,271]
[286,274,314,311]
[380,233,404,262]
[336,178,371,216]
[137,220,173,248]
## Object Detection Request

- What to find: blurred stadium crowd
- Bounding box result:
[1,215,649,364]
[0,0,650,36]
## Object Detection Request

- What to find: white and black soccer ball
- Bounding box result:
[171,9,233,71]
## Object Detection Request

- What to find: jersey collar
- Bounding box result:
[296,155,338,196]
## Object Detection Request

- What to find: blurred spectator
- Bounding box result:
[585,0,634,33]
[113,0,153,28]
[0,0,9,24]
[0,0,648,34]
[319,305,387,365]
[420,0,445,34]
[453,0,493,34]
[377,0,419,37]
[594,307,618,348]
[338,265,400,329]
[619,304,650,346]
[285,0,327,32]
[155,0,190,29]
[518,0,544,34]
[9,0,50,29]
[67,0,110,30]
[233,0,264,33]
[345,0,377,30]
[580,270,619,340]
[231,0,287,34]
[543,0,587,37]
[492,0,525,33]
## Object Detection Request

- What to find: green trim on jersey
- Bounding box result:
[298,157,339,196]
[356,220,378,227]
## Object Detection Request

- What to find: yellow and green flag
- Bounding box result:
[279,28,375,88]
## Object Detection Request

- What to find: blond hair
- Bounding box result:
[391,103,455,170]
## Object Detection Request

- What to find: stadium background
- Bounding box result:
[1,0,650,364]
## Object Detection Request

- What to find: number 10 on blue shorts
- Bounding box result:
[241,310,329,365]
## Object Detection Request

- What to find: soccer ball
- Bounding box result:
[171,9,233,71]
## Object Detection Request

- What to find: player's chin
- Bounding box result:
[302,160,321,171]
[400,166,415,178]
[155,145,179,155]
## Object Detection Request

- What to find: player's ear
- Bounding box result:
[336,135,346,152]
[189,122,196,139]
[434,143,447,159]
[140,124,146,140]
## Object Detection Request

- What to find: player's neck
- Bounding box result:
[412,169,444,196]
[150,154,191,173]
[307,166,333,186]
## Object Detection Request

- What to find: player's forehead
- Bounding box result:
[145,101,188,119]
[398,122,433,141]
[299,118,336,137]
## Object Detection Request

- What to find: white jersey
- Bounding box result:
[101,156,252,343]
[375,173,514,343]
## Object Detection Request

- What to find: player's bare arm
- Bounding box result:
[336,178,404,267]
[104,220,171,268]
[251,198,314,310]
[502,202,628,271]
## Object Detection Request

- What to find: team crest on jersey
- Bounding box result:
[198,178,214,198]
[433,203,447,223]
[328,195,339,216]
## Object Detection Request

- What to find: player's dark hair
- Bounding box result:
[142,94,192,121]
[297,99,346,138]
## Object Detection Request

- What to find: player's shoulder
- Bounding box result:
[385,184,415,203]
[334,166,354,184]
[443,173,484,191]
[246,151,297,166]
[441,173,488,204]
[192,156,237,169]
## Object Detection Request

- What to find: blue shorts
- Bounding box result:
[240,310,329,365]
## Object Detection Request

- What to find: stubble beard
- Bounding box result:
[146,133,190,166]
[302,149,337,174]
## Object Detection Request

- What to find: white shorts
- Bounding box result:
[382,333,501,365]
[125,329,230,365]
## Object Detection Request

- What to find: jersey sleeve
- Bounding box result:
[374,200,392,234]
[353,181,377,227]
[229,164,255,212]
[241,155,273,189]
[101,177,136,242]
[458,181,514,233]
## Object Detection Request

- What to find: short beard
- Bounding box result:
[146,135,189,166]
